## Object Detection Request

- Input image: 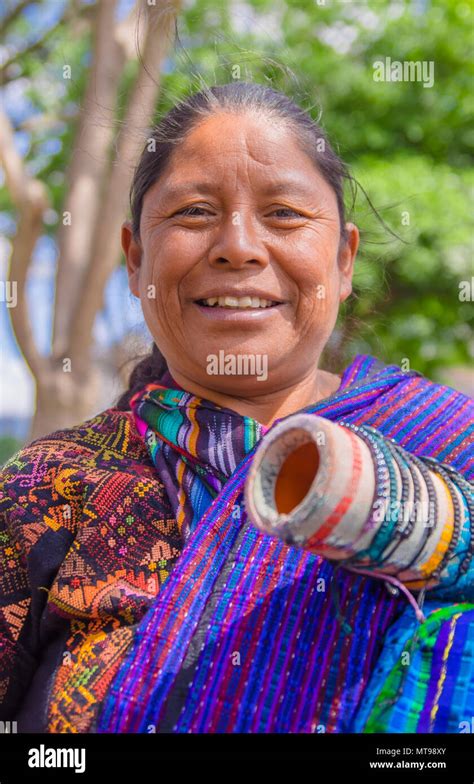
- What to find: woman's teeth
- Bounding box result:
[198,296,278,309]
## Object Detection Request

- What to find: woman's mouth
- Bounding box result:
[193,295,286,321]
[196,296,280,309]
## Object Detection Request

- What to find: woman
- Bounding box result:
[0,82,472,734]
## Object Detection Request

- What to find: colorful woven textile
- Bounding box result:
[0,354,472,733]
[0,403,182,732]
[97,356,473,734]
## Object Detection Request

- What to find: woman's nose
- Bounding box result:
[207,211,270,269]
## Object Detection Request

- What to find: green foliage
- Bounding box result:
[0,437,22,467]
[344,155,473,377]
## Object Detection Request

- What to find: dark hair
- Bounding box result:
[115,81,372,410]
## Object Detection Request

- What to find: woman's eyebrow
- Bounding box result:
[159,182,216,200]
[261,181,314,198]
[158,179,314,201]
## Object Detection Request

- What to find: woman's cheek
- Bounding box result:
[298,273,340,340]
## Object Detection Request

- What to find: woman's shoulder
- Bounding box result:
[351,353,473,404]
[0,406,163,516]
[346,354,473,477]
[2,406,146,468]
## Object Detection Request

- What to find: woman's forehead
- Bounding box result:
[168,111,301,165]
[144,115,332,202]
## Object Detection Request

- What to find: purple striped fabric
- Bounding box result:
[97,354,473,733]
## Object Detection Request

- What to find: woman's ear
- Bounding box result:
[338,222,359,303]
[122,221,142,298]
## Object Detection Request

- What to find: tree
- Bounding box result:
[0,0,181,439]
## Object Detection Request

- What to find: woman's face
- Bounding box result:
[123,111,359,395]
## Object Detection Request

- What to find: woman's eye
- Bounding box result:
[269,208,304,218]
[174,205,209,217]
[172,206,304,219]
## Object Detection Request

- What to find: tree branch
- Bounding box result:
[0,110,49,379]
[51,0,125,358]
[0,0,30,37]
[68,1,182,372]
[0,1,84,83]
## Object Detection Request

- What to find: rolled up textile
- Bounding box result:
[244,413,469,602]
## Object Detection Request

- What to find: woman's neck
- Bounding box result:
[164,365,342,428]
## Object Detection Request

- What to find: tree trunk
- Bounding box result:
[28,364,101,442]
[1,0,181,444]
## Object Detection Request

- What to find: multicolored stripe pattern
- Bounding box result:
[353,604,474,732]
[97,355,474,733]
[130,385,266,542]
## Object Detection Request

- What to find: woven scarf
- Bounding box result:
[98,355,474,733]
[129,372,268,544]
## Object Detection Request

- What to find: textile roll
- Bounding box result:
[244,413,462,590]
[244,413,376,559]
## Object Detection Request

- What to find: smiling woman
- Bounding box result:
[0,82,473,735]
[117,86,358,423]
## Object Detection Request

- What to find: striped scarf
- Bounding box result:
[97,355,474,733]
